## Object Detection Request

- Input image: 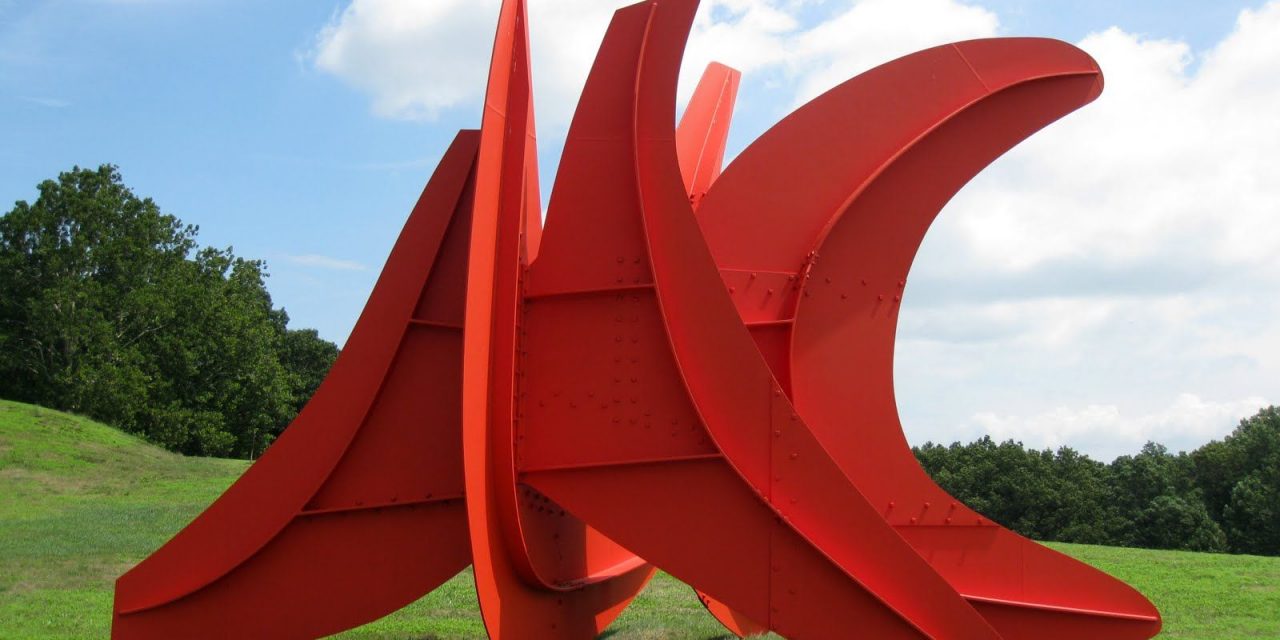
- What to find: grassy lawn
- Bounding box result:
[2,398,1277,638]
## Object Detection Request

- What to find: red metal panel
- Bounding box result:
[112,131,480,637]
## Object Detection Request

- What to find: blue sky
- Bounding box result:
[3,0,1277,460]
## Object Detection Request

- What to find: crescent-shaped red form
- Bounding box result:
[112,1,1161,638]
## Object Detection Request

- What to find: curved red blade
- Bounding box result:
[675,60,767,639]
[112,130,479,638]
[697,37,1160,639]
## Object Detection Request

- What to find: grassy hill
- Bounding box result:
[1,399,1276,638]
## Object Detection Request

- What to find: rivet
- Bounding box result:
[924,502,931,509]
[750,273,758,279]
[878,294,885,301]
[774,429,782,437]
[789,452,798,460]
[910,517,917,524]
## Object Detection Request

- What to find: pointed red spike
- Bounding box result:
[463,2,654,638]
[112,130,480,638]
[677,61,741,207]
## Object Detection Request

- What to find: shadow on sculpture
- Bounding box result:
[112,0,1161,638]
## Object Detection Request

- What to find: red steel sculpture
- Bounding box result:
[112,0,1163,638]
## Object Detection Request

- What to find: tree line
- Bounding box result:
[916,405,1280,557]
[1,165,1275,557]
[0,165,337,458]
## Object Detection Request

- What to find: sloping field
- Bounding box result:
[1,399,1276,638]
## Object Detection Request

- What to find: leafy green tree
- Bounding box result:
[279,326,340,419]
[0,165,337,458]
[1131,495,1227,552]
[1223,473,1280,555]
[915,438,1123,544]
[0,165,194,421]
[1192,407,1280,553]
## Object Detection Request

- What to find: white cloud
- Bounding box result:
[309,0,999,127]
[972,393,1269,461]
[894,3,1280,460]
[285,254,369,272]
[310,0,500,121]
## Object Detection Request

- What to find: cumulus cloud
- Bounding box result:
[897,3,1280,459]
[309,0,999,127]
[972,394,1269,461]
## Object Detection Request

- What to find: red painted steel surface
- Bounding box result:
[112,0,1161,638]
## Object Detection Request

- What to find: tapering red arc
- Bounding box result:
[112,1,1162,638]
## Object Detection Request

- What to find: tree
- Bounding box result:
[915,438,1123,544]
[1131,495,1227,552]
[0,165,337,458]
[1193,407,1280,553]
[0,165,194,422]
[279,326,340,419]
[1223,473,1280,555]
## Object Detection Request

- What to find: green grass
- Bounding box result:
[1,398,1276,638]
